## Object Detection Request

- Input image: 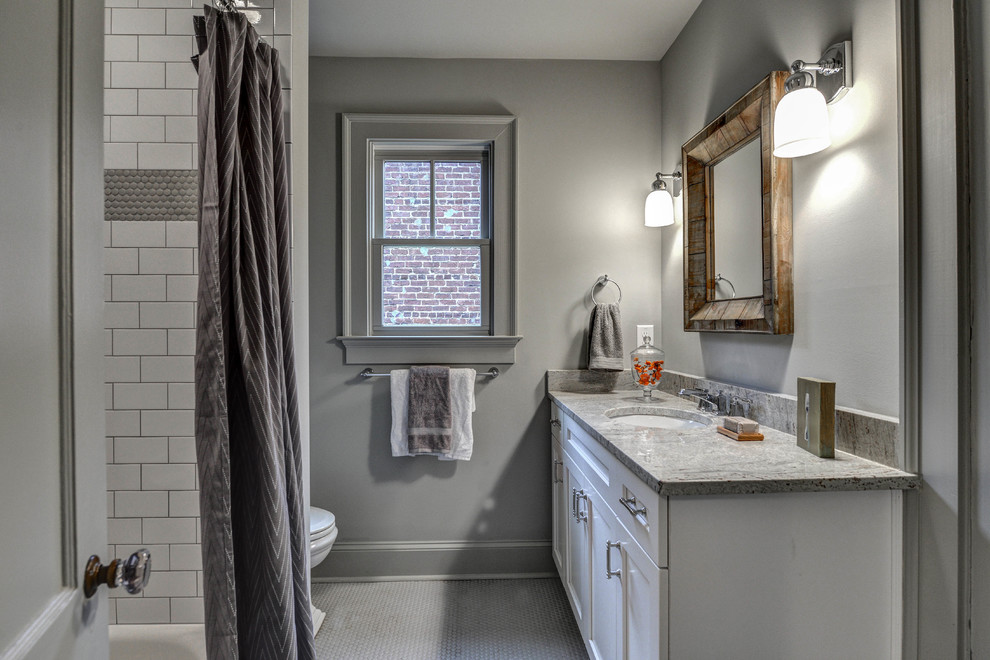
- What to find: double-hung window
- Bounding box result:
[372,151,490,334]
[340,114,520,365]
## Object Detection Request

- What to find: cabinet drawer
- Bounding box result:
[612,461,666,569]
[562,415,612,503]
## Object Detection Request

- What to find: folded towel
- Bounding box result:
[390,369,476,460]
[588,303,624,371]
[407,366,452,454]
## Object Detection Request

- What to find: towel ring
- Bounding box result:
[592,275,622,304]
[714,273,736,299]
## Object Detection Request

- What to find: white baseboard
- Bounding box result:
[312,572,558,583]
[312,538,555,580]
[330,539,551,553]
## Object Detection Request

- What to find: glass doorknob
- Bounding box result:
[83,549,152,599]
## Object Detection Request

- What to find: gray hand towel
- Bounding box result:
[588,303,624,371]
[407,366,452,454]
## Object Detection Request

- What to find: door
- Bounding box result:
[565,463,593,636]
[0,1,108,658]
[589,490,621,660]
[551,438,567,575]
[616,520,666,660]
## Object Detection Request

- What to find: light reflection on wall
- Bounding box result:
[807,150,869,212]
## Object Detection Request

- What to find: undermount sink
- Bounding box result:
[604,406,712,430]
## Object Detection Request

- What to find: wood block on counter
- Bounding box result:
[797,377,835,458]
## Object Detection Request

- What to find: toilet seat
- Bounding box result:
[311,525,336,542]
[310,525,338,551]
[310,507,335,536]
[309,506,337,569]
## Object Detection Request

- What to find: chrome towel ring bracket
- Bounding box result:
[592,275,622,304]
[714,273,736,299]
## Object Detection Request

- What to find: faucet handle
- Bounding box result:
[730,395,753,418]
[715,390,730,415]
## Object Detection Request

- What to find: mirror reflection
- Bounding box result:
[712,137,763,300]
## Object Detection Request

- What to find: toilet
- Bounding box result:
[310,506,338,568]
[309,506,337,636]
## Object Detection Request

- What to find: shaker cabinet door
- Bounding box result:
[617,517,667,660]
[589,489,622,660]
[565,464,593,637]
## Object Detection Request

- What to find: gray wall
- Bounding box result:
[309,58,663,577]
[658,0,900,416]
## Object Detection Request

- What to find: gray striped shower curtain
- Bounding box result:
[192,7,315,659]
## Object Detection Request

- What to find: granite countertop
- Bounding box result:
[549,389,920,496]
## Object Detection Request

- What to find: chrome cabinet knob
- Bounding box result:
[83,549,152,599]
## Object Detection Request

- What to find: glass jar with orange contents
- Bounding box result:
[630,332,664,399]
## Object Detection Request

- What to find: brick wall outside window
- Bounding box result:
[380,160,484,327]
[434,161,482,238]
[382,246,481,326]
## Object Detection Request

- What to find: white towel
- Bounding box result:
[390,368,476,460]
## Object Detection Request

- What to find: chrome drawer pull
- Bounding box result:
[619,495,648,519]
[575,489,588,522]
[605,540,622,579]
[552,459,563,484]
[571,488,578,519]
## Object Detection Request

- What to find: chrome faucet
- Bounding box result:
[678,388,729,415]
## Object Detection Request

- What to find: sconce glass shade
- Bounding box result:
[645,187,674,227]
[772,87,831,158]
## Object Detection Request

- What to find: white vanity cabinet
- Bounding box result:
[550,395,913,659]
[555,403,668,660]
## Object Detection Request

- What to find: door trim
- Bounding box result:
[56,0,78,589]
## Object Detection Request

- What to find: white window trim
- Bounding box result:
[338,114,521,365]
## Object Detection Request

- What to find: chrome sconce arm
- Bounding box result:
[783,41,852,104]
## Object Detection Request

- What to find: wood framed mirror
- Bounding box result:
[682,71,793,334]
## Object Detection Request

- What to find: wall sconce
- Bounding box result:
[773,41,852,158]
[645,170,682,227]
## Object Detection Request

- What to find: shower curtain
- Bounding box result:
[192,7,315,660]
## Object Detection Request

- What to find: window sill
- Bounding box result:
[337,335,523,365]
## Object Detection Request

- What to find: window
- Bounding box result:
[373,153,489,333]
[340,115,520,364]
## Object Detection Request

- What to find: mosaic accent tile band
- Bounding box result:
[105,169,199,222]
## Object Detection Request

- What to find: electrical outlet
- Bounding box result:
[636,325,654,344]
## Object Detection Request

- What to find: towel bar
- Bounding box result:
[359,367,500,380]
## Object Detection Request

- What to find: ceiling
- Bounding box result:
[309,0,704,61]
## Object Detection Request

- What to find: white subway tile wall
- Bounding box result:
[104,0,288,170]
[105,218,202,624]
[105,0,294,625]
